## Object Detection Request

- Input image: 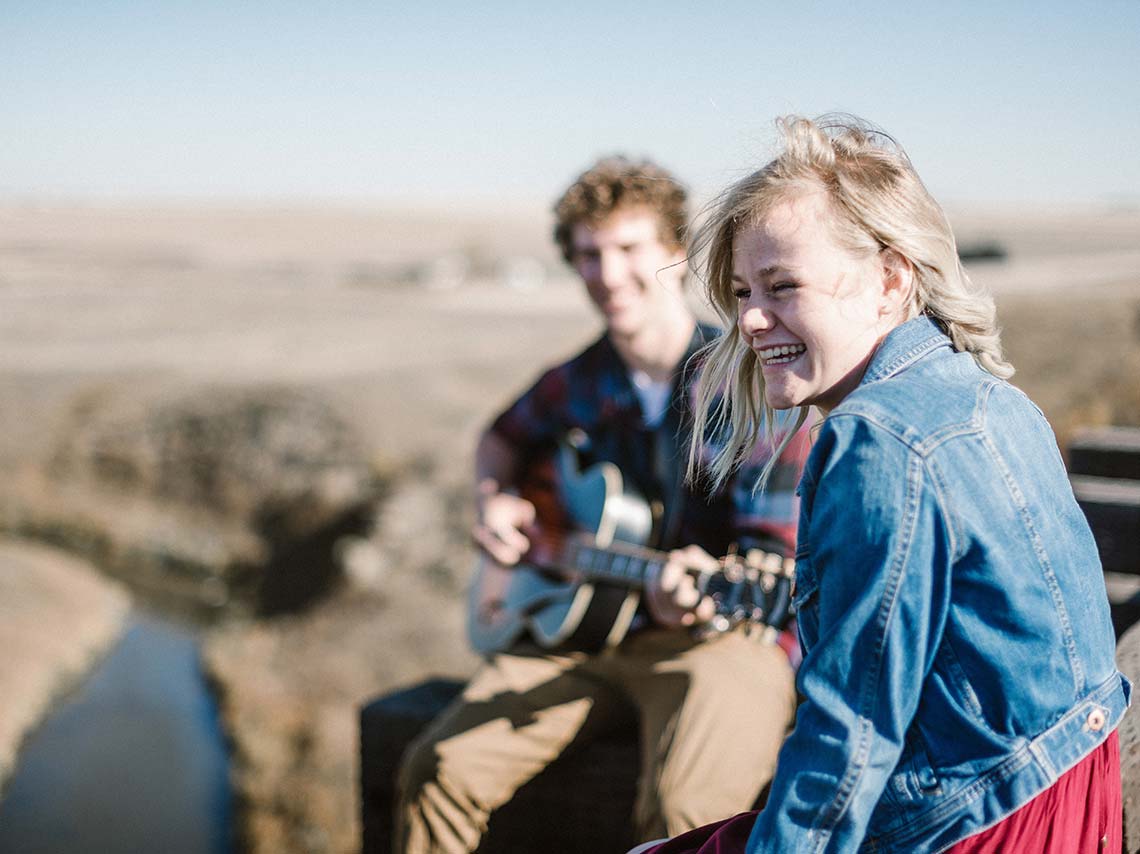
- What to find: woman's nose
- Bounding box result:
[738,302,773,338]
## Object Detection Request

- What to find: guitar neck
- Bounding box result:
[558,536,670,590]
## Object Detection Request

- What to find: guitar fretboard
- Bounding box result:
[560,536,668,589]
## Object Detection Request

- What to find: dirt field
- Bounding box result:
[1,201,1137,853]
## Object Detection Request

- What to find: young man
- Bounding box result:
[396,157,809,854]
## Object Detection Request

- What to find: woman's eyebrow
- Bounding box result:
[732,265,788,282]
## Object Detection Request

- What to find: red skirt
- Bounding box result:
[639,731,1121,854]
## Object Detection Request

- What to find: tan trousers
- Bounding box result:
[396,626,796,854]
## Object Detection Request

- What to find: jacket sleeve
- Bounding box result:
[746,415,953,853]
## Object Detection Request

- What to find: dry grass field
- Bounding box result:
[2,201,1136,454]
[1,201,1137,853]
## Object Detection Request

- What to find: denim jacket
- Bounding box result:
[746,317,1130,854]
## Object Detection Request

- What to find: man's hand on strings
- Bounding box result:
[644,544,719,628]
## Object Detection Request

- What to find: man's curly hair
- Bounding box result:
[552,156,688,264]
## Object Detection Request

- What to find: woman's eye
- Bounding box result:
[732,287,750,300]
[771,281,797,293]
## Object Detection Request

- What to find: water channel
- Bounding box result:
[0,611,233,853]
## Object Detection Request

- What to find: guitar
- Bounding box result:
[467,442,795,655]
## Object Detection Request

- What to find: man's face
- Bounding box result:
[568,208,687,338]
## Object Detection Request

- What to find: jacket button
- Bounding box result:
[1087,709,1106,732]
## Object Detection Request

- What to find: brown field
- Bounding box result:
[1,201,1138,853]
[2,202,1137,450]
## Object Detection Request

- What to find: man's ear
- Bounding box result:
[879,248,915,317]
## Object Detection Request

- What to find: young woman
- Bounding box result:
[634,115,1129,853]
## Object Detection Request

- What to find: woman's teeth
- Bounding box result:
[758,343,806,364]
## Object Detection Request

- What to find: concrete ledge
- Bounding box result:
[1116,620,1140,853]
[0,537,130,789]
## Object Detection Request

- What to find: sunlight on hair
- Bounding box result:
[687,113,1013,493]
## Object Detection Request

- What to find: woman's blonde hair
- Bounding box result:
[689,114,1013,490]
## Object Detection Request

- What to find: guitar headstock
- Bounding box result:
[696,548,796,642]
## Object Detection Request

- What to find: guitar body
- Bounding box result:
[467,446,655,656]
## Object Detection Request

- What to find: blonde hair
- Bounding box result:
[689,114,1013,489]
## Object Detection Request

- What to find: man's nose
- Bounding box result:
[598,251,627,287]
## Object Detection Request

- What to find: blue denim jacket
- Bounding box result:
[746,317,1130,854]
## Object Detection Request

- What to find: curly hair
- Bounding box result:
[689,114,1013,490]
[552,156,688,263]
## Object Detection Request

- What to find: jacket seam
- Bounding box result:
[810,448,924,844]
[826,410,980,460]
[975,418,1084,694]
[862,333,950,385]
[921,452,961,564]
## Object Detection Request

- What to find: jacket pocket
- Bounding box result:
[883,731,942,809]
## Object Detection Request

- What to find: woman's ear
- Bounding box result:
[879,248,916,318]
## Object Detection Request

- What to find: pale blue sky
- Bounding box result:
[2,1,1138,206]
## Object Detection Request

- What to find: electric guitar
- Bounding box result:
[466,443,795,655]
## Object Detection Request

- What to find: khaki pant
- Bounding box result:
[396,626,796,854]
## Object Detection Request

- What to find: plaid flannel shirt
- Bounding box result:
[490,324,810,564]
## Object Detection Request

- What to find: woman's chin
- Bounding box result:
[764,394,799,412]
[763,381,803,411]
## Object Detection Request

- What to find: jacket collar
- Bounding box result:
[860,315,952,386]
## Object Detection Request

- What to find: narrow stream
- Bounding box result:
[0,611,232,854]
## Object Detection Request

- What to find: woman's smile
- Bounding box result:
[754,342,806,366]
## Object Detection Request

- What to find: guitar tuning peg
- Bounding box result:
[699,614,733,638]
[565,428,589,450]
